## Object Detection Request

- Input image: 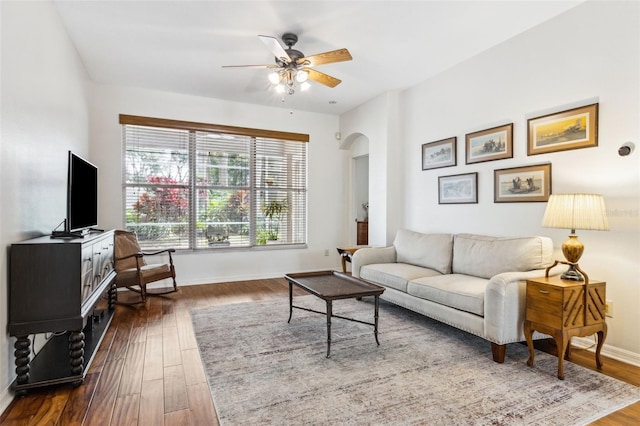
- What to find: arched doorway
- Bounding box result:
[341,133,369,245]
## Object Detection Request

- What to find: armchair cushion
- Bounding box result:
[115,230,146,271]
[115,264,172,288]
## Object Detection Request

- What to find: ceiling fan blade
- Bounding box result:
[304,68,342,88]
[258,35,291,63]
[222,64,279,69]
[300,48,352,66]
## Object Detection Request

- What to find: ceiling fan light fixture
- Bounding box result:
[275,84,285,93]
[296,70,309,83]
[300,82,311,92]
[268,71,281,85]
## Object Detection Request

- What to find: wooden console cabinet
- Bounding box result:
[9,230,117,394]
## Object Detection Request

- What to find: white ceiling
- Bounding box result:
[53,1,582,115]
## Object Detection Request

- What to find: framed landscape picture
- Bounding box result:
[422,137,456,170]
[438,172,478,204]
[494,163,551,203]
[527,103,598,155]
[465,123,513,164]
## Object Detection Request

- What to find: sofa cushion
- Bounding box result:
[360,263,441,293]
[407,274,487,316]
[452,234,553,279]
[393,229,453,274]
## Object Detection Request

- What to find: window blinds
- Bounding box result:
[121,116,307,250]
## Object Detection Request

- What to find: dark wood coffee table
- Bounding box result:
[284,270,385,358]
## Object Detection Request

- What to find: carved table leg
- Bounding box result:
[595,323,607,370]
[14,336,31,394]
[69,330,85,385]
[524,321,535,367]
[108,280,117,310]
[555,330,569,380]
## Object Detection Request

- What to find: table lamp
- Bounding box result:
[542,193,609,281]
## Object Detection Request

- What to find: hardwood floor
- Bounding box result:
[1,278,638,425]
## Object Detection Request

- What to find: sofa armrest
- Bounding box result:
[351,246,397,278]
[484,269,552,344]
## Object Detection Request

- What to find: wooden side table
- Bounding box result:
[524,271,607,380]
[336,246,368,273]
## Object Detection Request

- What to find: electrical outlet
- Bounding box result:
[323,249,329,256]
[605,300,613,318]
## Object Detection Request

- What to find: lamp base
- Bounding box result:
[560,264,584,281]
[545,260,590,284]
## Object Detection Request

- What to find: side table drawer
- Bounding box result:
[526,282,563,315]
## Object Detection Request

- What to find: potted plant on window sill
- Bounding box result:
[260,198,288,244]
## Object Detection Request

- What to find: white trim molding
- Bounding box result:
[572,336,640,368]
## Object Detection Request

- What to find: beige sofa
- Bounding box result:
[351,229,554,362]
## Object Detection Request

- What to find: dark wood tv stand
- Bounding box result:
[9,230,117,395]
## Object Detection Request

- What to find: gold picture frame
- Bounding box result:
[465,123,513,164]
[494,163,552,203]
[527,103,598,155]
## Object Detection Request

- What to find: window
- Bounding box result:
[120,115,308,250]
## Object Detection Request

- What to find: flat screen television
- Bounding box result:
[52,151,98,238]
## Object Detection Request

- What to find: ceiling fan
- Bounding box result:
[223,33,352,95]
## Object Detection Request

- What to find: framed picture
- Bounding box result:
[422,137,456,170]
[465,123,513,164]
[494,163,552,203]
[527,103,598,155]
[438,172,478,204]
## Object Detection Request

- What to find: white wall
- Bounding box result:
[340,93,393,246]
[90,84,347,285]
[341,1,640,360]
[0,0,92,413]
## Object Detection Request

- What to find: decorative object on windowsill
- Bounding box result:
[542,193,609,281]
[206,225,230,247]
[260,198,288,243]
[362,202,369,222]
[222,33,352,96]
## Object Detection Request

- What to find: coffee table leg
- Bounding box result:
[288,281,293,323]
[326,300,332,358]
[374,295,380,345]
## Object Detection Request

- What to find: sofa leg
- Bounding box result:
[491,343,506,363]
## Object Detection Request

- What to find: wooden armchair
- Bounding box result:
[114,230,178,302]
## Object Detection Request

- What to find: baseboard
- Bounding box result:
[572,336,640,367]
[0,385,14,419]
[169,272,290,287]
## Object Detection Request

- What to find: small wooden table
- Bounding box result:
[524,266,607,380]
[284,270,385,358]
[336,246,368,273]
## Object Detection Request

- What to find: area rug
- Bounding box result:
[191,296,640,425]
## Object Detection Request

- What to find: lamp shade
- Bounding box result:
[542,193,609,232]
